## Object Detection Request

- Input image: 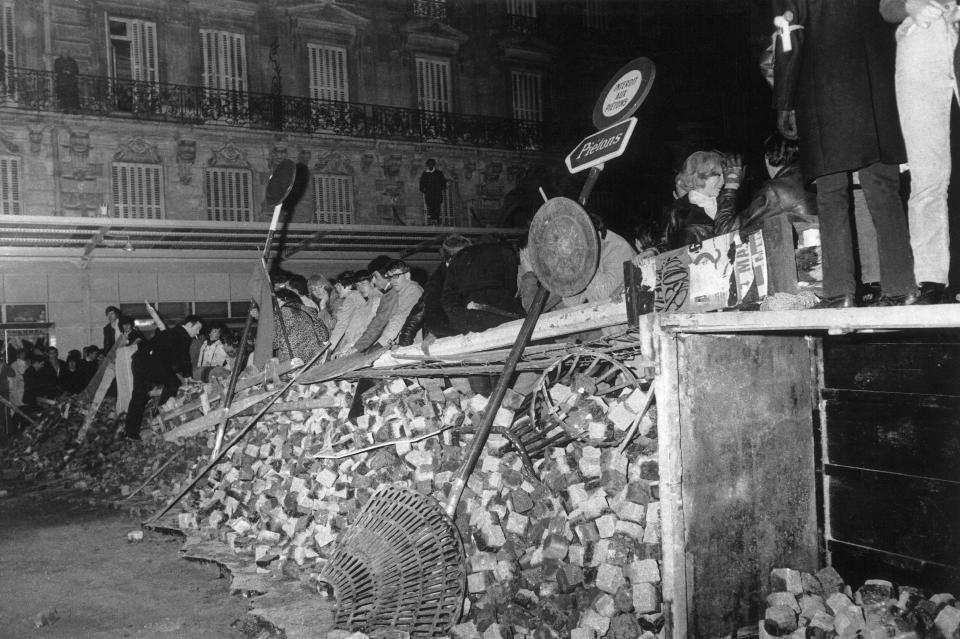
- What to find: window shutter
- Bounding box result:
[201,30,246,91]
[507,0,536,17]
[0,156,21,215]
[1,3,14,68]
[308,44,348,101]
[314,174,354,224]
[512,70,542,121]
[111,163,164,219]
[205,167,252,222]
[416,57,450,112]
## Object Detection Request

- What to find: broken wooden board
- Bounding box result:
[162,391,274,441]
[159,358,301,424]
[374,299,628,368]
[295,347,385,385]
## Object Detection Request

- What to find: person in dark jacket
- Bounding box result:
[103,306,121,352]
[441,235,524,335]
[774,0,916,307]
[419,158,447,225]
[58,350,87,394]
[22,355,59,410]
[740,133,818,231]
[123,315,203,441]
[661,150,744,251]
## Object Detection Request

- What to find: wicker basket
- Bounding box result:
[318,484,466,636]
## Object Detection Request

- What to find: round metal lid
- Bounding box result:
[527,197,599,297]
[264,159,297,206]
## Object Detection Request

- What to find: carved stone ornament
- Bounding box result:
[382,152,403,178]
[464,160,476,180]
[70,131,91,163]
[176,139,196,184]
[297,148,311,165]
[208,142,249,168]
[28,127,43,155]
[483,160,503,183]
[113,137,161,163]
[313,150,354,176]
[361,151,375,174]
[0,130,21,154]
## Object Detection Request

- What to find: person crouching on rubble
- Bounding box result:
[123,315,203,442]
[273,288,329,363]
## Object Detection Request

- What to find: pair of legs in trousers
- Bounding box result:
[816,162,916,299]
[895,18,957,289]
[123,363,180,439]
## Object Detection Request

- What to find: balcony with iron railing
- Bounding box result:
[411,0,448,20]
[506,12,540,36]
[0,66,559,152]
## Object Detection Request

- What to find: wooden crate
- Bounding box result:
[652,306,960,638]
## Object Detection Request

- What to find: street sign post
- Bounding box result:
[591,57,656,130]
[564,117,637,174]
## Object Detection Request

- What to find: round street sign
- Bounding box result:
[591,57,656,130]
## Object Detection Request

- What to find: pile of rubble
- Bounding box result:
[0,395,206,508]
[171,373,661,638]
[755,566,959,639]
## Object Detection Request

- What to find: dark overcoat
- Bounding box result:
[773,0,906,181]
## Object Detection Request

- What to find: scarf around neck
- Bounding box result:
[688,190,718,219]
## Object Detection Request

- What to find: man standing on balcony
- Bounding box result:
[53,52,80,112]
[419,158,447,225]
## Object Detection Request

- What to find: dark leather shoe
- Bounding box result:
[872,294,911,306]
[813,293,857,309]
[859,282,882,305]
[906,282,945,305]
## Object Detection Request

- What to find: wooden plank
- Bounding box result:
[823,336,960,396]
[824,394,960,482]
[658,304,960,334]
[827,466,960,567]
[162,391,274,441]
[372,299,628,369]
[656,330,687,639]
[677,334,818,637]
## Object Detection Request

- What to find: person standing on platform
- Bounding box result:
[103,306,121,352]
[881,0,959,304]
[123,315,203,441]
[419,158,447,225]
[774,0,918,307]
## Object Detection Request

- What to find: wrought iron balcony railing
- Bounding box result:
[0,66,558,152]
[506,13,539,35]
[411,0,447,20]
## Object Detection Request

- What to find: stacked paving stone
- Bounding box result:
[748,566,960,639]
[178,376,661,637]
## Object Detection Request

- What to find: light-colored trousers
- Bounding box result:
[895,18,958,285]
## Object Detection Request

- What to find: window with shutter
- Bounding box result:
[200,30,247,92]
[415,57,450,113]
[0,156,21,215]
[1,2,14,73]
[111,162,164,219]
[511,70,542,122]
[308,44,348,102]
[205,167,252,222]
[108,17,159,82]
[506,0,536,17]
[313,174,354,224]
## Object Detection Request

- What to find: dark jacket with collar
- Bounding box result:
[661,187,740,251]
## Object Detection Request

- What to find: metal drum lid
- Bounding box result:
[527,197,599,298]
[264,159,297,206]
